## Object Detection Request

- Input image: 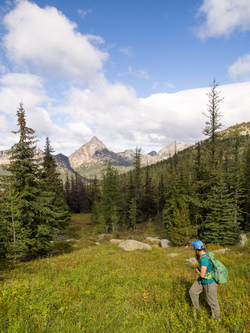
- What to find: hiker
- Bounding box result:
[189,240,220,320]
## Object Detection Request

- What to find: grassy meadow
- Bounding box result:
[0,214,249,333]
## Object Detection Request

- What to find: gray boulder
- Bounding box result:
[110,239,124,245]
[118,240,152,251]
[186,257,198,265]
[160,239,171,248]
[168,253,179,257]
[146,237,160,244]
[66,239,79,242]
[213,248,230,253]
[238,234,248,247]
[97,234,113,241]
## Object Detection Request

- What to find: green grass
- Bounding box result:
[0,215,249,333]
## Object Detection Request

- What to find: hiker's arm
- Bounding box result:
[195,266,207,278]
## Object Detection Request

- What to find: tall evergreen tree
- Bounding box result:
[202,79,224,165]
[202,179,241,245]
[133,147,143,222]
[164,171,194,246]
[156,173,166,217]
[40,137,70,229]
[94,162,122,232]
[0,104,43,259]
[142,166,157,220]
[242,141,250,231]
[0,104,69,260]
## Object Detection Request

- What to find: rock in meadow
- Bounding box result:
[213,248,231,254]
[118,240,152,251]
[97,234,113,241]
[110,239,124,245]
[160,239,171,248]
[238,234,248,247]
[146,237,160,244]
[168,253,179,257]
[186,257,198,265]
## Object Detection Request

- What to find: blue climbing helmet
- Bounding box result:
[191,240,204,250]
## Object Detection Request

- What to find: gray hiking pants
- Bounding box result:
[189,278,220,320]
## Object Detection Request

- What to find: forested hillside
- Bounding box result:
[1,82,249,262]
[66,82,249,246]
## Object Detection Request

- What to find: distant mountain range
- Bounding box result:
[1,121,249,180]
[54,136,191,179]
[0,136,191,180]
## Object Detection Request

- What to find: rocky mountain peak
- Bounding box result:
[68,136,108,168]
[85,136,107,153]
[157,141,191,158]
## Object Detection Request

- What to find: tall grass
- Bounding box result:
[0,215,249,332]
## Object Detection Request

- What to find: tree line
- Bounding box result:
[86,80,249,245]
[1,81,249,261]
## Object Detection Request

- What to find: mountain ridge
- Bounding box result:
[1,121,249,179]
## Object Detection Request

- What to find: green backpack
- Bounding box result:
[202,252,228,284]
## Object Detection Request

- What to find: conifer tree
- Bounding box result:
[133,148,143,222]
[0,104,44,258]
[96,162,122,232]
[40,137,70,229]
[0,104,69,260]
[242,141,250,231]
[202,179,241,245]
[142,165,157,220]
[156,174,166,216]
[202,79,224,190]
[164,171,193,245]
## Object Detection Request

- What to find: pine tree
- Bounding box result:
[133,148,143,223]
[128,197,137,230]
[202,179,241,245]
[97,161,122,232]
[242,141,250,231]
[156,173,166,216]
[142,166,157,220]
[0,104,69,260]
[0,103,43,259]
[164,171,194,246]
[203,79,224,167]
[40,137,70,230]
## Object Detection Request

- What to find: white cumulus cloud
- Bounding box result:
[195,0,250,39]
[229,54,250,80]
[3,0,108,80]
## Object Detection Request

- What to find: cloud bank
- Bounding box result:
[196,0,250,39]
[0,0,249,155]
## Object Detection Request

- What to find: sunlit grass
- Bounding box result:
[0,214,249,332]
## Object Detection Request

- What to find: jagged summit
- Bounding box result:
[157,141,191,158]
[68,136,108,168]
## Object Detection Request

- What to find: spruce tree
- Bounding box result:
[164,171,194,246]
[0,104,69,260]
[242,141,250,231]
[98,161,122,232]
[202,179,241,245]
[40,137,70,230]
[0,103,43,259]
[142,166,157,220]
[202,79,224,171]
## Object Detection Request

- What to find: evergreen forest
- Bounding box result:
[0,81,249,261]
[66,81,249,247]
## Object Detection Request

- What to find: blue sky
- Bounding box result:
[0,0,249,155]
